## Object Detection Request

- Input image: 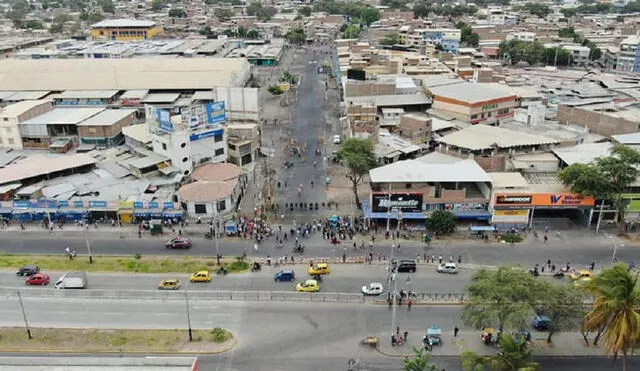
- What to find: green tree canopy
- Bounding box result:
[456,22,479,47]
[336,138,378,207]
[544,47,572,66]
[214,8,234,22]
[298,5,312,17]
[403,346,440,371]
[536,282,585,343]
[463,267,538,331]
[285,28,306,45]
[246,2,277,21]
[169,8,187,18]
[558,145,640,227]
[426,210,456,235]
[582,263,640,370]
[151,0,167,11]
[498,40,546,65]
[462,334,540,371]
[360,7,380,26]
[343,24,361,39]
[520,2,550,17]
[379,32,400,46]
[246,29,259,39]
[558,26,578,39]
[100,0,115,13]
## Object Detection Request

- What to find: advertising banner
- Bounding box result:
[206,102,226,125]
[494,193,595,208]
[190,128,223,142]
[156,108,173,133]
[372,192,423,213]
[492,209,529,223]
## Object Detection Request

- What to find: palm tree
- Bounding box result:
[582,263,640,370]
[461,334,540,371]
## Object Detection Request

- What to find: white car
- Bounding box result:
[437,263,458,274]
[361,282,384,296]
[332,135,341,144]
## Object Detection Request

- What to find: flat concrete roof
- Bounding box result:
[77,109,137,126]
[429,83,517,104]
[369,158,491,183]
[54,90,120,99]
[21,107,105,126]
[92,19,157,28]
[0,153,97,186]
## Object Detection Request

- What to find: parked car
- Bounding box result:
[308,263,331,275]
[532,315,551,331]
[158,279,182,290]
[437,263,458,274]
[332,135,341,144]
[189,270,212,283]
[296,279,320,292]
[361,282,384,296]
[165,237,192,249]
[25,273,50,286]
[16,265,40,277]
[274,270,295,282]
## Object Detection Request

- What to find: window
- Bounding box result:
[194,204,207,214]
[5,127,11,133]
[217,200,226,212]
[162,143,167,150]
[180,142,187,148]
[470,114,478,119]
[7,138,14,145]
[215,148,224,156]
[182,157,189,163]
[487,111,492,117]
[405,183,411,189]
[498,108,510,115]
[3,118,8,121]
[214,134,223,143]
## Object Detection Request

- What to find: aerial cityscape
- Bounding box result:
[0,0,640,370]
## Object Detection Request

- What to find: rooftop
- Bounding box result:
[429,83,517,104]
[0,58,248,91]
[77,109,137,127]
[551,142,614,166]
[53,90,120,100]
[177,180,236,202]
[346,92,430,107]
[0,154,97,186]
[0,99,51,118]
[122,124,151,144]
[437,124,558,151]
[369,158,491,183]
[21,108,105,126]
[489,172,529,189]
[612,132,640,144]
[92,19,157,28]
[191,163,244,182]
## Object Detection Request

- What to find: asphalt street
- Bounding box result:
[0,265,474,294]
[0,230,636,272]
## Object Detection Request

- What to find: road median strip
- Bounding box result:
[0,253,250,274]
[0,327,235,354]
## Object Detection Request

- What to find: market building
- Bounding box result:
[90,19,164,41]
[0,99,54,150]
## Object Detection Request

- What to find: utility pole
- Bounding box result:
[17,290,32,339]
[84,228,93,264]
[184,290,193,341]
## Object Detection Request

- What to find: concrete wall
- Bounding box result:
[345,83,395,97]
[557,104,640,137]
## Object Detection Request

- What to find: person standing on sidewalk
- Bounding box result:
[407,299,412,311]
[454,326,459,337]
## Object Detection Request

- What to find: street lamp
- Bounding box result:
[16,290,32,339]
[609,235,624,265]
[84,228,93,264]
[184,290,193,341]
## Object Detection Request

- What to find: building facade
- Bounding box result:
[0,100,54,150]
[429,84,518,125]
[90,19,164,41]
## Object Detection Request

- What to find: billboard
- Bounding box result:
[206,102,227,125]
[190,128,223,142]
[492,209,529,224]
[494,193,595,208]
[156,108,173,133]
[372,192,423,213]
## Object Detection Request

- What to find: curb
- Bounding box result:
[0,336,237,356]
[371,300,465,306]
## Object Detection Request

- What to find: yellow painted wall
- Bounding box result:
[90,27,163,41]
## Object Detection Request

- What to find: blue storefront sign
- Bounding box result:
[89,201,108,208]
[74,201,84,208]
[58,201,69,207]
[13,200,30,209]
[134,201,144,208]
[149,201,159,209]
[30,200,58,209]
[190,128,223,142]
[164,202,174,209]
[156,108,173,133]
[206,102,226,125]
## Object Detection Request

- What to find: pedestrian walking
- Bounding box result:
[454,326,459,337]
[543,234,548,244]
[438,256,443,264]
[407,299,412,311]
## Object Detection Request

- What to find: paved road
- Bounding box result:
[0,230,636,273]
[1,265,474,294]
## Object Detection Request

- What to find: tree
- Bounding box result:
[267,85,284,95]
[169,8,187,18]
[403,346,439,371]
[456,22,479,47]
[379,32,400,46]
[413,3,430,19]
[100,0,115,13]
[246,29,259,39]
[336,138,378,208]
[381,0,408,11]
[246,2,277,21]
[535,283,585,343]
[299,5,312,17]
[544,47,571,66]
[499,40,546,65]
[343,24,361,39]
[24,20,44,29]
[360,7,380,26]
[426,210,456,235]
[463,267,537,332]
[582,263,640,370]
[521,2,550,18]
[285,28,306,45]
[151,0,167,11]
[214,8,234,22]
[462,334,540,371]
[7,0,29,28]
[558,26,578,39]
[558,145,640,230]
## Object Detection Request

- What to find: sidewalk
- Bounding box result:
[375,330,604,357]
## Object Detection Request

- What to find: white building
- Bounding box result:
[506,32,536,42]
[0,100,54,150]
[147,103,228,177]
[563,44,591,65]
[616,35,640,73]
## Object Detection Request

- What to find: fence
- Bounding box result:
[1,288,365,303]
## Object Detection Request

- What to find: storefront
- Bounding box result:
[491,193,595,228]
[363,192,426,225]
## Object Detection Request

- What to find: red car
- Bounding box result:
[26,273,50,286]
[165,237,192,249]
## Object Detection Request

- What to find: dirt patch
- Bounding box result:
[0,327,234,353]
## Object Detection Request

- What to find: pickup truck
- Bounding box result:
[54,271,88,289]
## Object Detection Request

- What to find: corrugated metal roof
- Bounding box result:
[429,83,517,104]
[77,109,137,126]
[143,93,180,103]
[20,107,105,126]
[369,159,491,183]
[54,90,119,99]
[437,124,558,151]
[92,19,157,28]
[552,142,614,166]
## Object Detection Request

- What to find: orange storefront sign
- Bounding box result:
[495,193,595,207]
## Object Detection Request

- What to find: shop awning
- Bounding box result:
[162,210,184,217]
[134,208,163,217]
[0,207,12,214]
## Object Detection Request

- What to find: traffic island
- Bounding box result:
[0,327,235,354]
[0,253,250,274]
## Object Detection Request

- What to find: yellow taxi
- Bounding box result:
[574,277,593,288]
[296,279,320,292]
[308,263,331,275]
[158,279,181,290]
[189,270,212,283]
[568,270,592,281]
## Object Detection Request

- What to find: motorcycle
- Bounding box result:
[251,262,262,272]
[293,245,304,253]
[312,274,322,282]
[204,232,213,240]
[216,267,228,276]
